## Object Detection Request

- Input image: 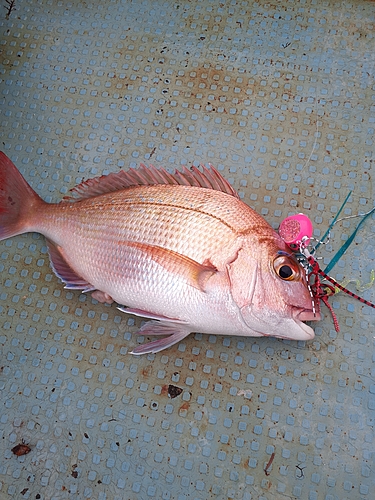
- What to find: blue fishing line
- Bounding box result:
[324,206,375,274]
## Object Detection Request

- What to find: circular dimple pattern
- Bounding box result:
[1,1,375,499]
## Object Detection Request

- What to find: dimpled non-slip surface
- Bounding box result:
[0,1,374,499]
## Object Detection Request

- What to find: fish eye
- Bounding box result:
[279,265,293,279]
[273,256,300,281]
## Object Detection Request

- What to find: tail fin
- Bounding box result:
[0,151,44,240]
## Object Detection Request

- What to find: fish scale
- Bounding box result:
[0,152,320,354]
[31,186,244,309]
[48,186,245,263]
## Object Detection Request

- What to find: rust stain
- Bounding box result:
[141,365,153,377]
[161,384,169,396]
[11,442,31,456]
[179,402,190,412]
[71,464,78,478]
[264,451,275,475]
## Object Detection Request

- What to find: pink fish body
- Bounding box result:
[0,152,320,354]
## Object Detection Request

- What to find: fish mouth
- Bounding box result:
[291,308,320,340]
[293,308,322,322]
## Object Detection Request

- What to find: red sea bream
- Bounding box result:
[0,152,321,354]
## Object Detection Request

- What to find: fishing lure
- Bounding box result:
[335,270,375,294]
[279,212,375,332]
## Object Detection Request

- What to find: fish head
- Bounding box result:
[228,237,321,340]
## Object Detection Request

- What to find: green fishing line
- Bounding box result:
[324,206,375,274]
[313,190,352,253]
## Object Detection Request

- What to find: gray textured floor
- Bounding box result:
[0,1,374,499]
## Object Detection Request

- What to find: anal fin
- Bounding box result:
[130,321,192,355]
[47,240,94,290]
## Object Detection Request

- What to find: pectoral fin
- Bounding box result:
[125,241,217,291]
[130,321,192,355]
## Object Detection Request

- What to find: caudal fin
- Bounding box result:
[0,151,44,240]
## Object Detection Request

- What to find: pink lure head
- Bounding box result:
[279,213,313,250]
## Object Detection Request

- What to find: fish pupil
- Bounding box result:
[279,265,293,279]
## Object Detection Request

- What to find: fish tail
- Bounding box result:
[0,151,45,240]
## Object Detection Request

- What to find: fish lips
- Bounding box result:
[289,308,321,340]
[293,308,322,323]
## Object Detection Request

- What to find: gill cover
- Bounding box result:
[229,248,315,340]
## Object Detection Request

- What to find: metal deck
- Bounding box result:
[1,1,374,499]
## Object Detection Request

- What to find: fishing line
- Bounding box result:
[278,212,375,332]
[312,190,352,253]
[323,206,375,274]
[277,27,375,331]
[299,36,323,175]
[300,106,320,174]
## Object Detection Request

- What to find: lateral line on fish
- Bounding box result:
[74,197,241,233]
[132,201,238,231]
[74,197,274,239]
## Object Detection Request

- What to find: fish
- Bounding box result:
[0,151,321,355]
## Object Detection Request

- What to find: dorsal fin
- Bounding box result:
[62,163,239,202]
